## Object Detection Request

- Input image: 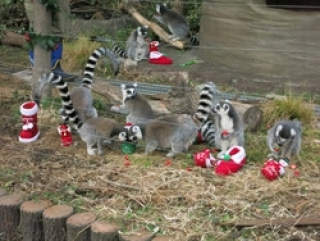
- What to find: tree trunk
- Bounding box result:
[42,205,74,241]
[0,188,6,197]
[20,200,52,241]
[32,0,52,100]
[0,193,24,240]
[90,221,120,241]
[66,212,96,241]
[56,0,71,33]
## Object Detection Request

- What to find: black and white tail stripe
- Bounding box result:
[82,47,119,90]
[200,119,215,146]
[188,34,200,46]
[47,72,83,130]
[194,84,216,122]
[112,44,127,58]
[194,83,219,146]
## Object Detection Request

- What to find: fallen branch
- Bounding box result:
[0,30,27,47]
[120,0,185,50]
[221,217,320,228]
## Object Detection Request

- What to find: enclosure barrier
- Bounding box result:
[0,189,170,241]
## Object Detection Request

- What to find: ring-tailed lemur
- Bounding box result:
[110,83,155,124]
[193,82,220,147]
[122,114,198,157]
[267,119,302,160]
[213,100,245,159]
[113,26,150,61]
[154,3,199,46]
[92,26,150,62]
[47,72,125,155]
[36,47,119,123]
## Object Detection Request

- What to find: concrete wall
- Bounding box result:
[199,0,320,95]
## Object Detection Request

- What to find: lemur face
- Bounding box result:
[214,102,230,116]
[275,124,296,146]
[121,83,138,101]
[156,3,167,15]
[119,125,143,142]
[137,26,148,38]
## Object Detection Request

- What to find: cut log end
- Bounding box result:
[0,193,24,206]
[91,221,119,233]
[66,212,97,227]
[20,200,52,213]
[43,204,74,219]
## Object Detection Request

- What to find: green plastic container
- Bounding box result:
[121,142,137,155]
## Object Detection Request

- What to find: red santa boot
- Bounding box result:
[19,101,40,143]
[261,158,289,181]
[194,149,216,168]
[149,41,173,65]
[215,146,246,176]
[57,123,73,146]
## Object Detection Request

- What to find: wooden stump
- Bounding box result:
[20,200,52,241]
[42,205,74,241]
[123,231,159,241]
[0,188,6,197]
[90,221,120,241]
[0,193,24,240]
[242,106,263,133]
[66,212,96,241]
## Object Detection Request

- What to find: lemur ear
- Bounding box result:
[223,103,229,111]
[133,82,138,87]
[290,128,296,137]
[120,84,126,90]
[132,126,143,140]
[132,126,141,133]
[119,132,127,141]
[275,124,283,136]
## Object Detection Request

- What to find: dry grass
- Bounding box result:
[62,37,101,73]
[262,95,315,127]
[1,72,320,240]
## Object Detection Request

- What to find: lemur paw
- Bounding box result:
[111,105,121,112]
[87,148,97,155]
[217,151,226,159]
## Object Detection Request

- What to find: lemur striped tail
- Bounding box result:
[90,36,127,59]
[82,47,119,89]
[194,82,219,147]
[194,83,216,123]
[112,44,127,58]
[47,72,83,130]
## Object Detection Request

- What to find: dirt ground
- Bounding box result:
[1,45,320,241]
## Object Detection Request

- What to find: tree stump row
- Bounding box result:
[0,191,162,241]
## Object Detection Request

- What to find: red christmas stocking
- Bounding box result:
[149,41,173,65]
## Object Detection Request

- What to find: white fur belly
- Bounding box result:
[220,116,234,132]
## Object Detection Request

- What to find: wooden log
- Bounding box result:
[0,30,27,47]
[222,216,320,228]
[90,221,120,241]
[0,188,6,197]
[66,212,97,241]
[42,205,74,241]
[0,193,24,240]
[20,200,52,241]
[120,0,185,50]
[91,80,122,105]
